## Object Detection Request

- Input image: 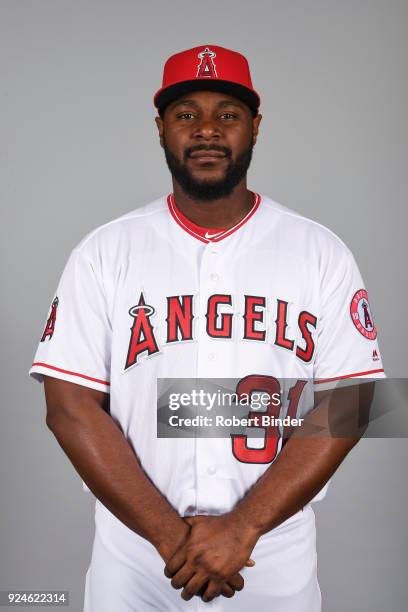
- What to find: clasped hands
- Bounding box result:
[163,512,260,603]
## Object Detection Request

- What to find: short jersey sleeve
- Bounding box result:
[313,243,386,391]
[29,245,112,394]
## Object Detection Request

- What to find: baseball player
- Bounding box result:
[29,45,385,611]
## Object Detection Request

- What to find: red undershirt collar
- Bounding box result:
[167,191,261,244]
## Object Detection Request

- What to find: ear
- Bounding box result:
[155,116,164,148]
[252,113,262,146]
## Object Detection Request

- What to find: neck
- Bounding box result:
[172,179,254,229]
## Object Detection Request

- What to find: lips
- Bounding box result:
[189,151,227,159]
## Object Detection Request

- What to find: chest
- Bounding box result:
[108,241,319,372]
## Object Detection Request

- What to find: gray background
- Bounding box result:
[1,1,407,610]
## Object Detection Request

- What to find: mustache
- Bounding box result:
[184,145,232,160]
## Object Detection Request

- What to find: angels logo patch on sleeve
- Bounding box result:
[41,296,59,341]
[350,289,377,340]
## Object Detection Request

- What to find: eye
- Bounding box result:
[220,112,238,120]
[177,112,195,120]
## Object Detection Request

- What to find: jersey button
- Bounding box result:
[208,352,217,361]
[207,465,217,475]
[210,273,219,281]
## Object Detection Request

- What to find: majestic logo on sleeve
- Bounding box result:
[124,292,318,369]
[41,296,59,341]
[196,47,218,79]
[350,289,377,340]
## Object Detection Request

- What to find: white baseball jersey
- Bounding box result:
[29,192,385,515]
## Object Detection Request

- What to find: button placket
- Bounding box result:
[195,242,224,513]
[196,242,223,370]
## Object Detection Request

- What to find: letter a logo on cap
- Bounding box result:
[196,47,218,79]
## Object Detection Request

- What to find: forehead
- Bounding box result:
[167,90,248,112]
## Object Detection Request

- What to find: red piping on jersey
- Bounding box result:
[167,192,261,243]
[314,368,385,384]
[31,362,111,386]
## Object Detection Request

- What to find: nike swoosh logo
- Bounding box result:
[204,231,224,239]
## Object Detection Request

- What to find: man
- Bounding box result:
[29,45,385,611]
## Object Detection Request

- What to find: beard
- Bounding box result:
[163,136,254,202]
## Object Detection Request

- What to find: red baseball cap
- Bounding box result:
[153,45,260,117]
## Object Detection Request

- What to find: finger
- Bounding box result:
[196,581,209,598]
[220,583,235,598]
[226,573,244,591]
[201,579,223,602]
[164,548,187,579]
[245,558,256,567]
[180,573,208,601]
[170,566,195,590]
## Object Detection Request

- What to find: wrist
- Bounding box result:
[228,507,262,544]
[155,520,190,563]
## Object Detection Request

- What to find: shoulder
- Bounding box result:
[70,196,168,260]
[258,194,354,261]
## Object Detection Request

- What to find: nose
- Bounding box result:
[193,117,221,140]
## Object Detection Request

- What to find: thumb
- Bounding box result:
[245,558,255,567]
